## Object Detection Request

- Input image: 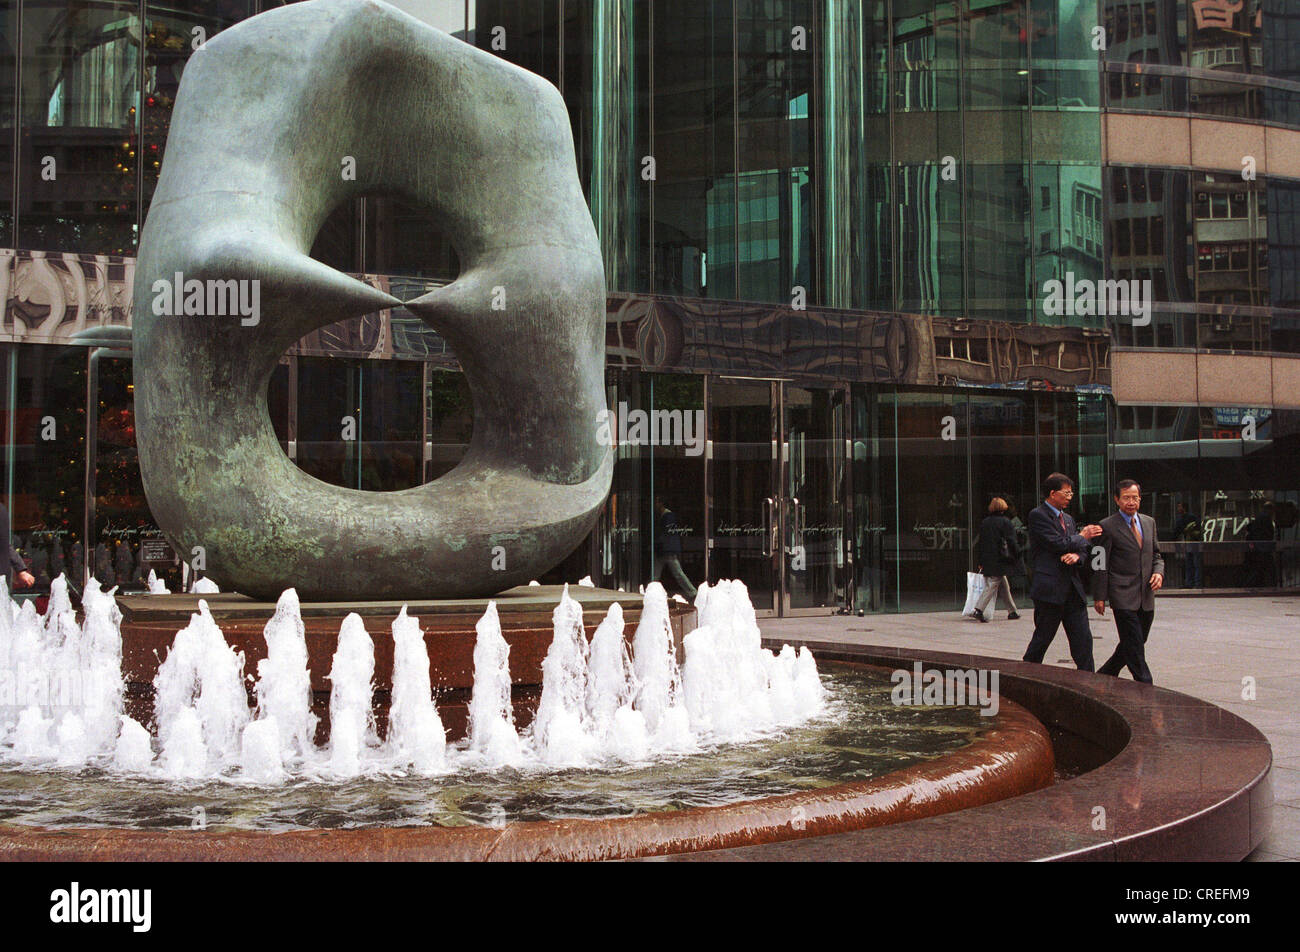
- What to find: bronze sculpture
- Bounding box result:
[132,0,610,600]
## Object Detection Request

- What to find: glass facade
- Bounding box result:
[1106,166,1300,354]
[1110,403,1299,589]
[1104,0,1300,128]
[2,0,1298,610]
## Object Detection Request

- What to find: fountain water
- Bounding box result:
[251,589,317,764]
[0,573,824,786]
[466,602,522,766]
[386,606,447,774]
[326,613,378,778]
[153,599,250,772]
[1,576,127,767]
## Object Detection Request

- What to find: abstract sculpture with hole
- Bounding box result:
[131,0,611,601]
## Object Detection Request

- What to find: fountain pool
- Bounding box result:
[0,575,1054,860]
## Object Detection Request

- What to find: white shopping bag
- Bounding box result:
[962,572,985,616]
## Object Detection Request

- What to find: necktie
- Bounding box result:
[1131,516,1142,546]
[1059,513,1067,534]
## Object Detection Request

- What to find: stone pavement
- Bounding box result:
[760,595,1300,862]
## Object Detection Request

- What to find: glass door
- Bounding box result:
[87,353,177,594]
[706,379,849,616]
[707,379,780,615]
[782,385,848,614]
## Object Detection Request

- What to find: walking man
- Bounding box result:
[651,496,697,599]
[1092,480,1163,684]
[1022,473,1103,671]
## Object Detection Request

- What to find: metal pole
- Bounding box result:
[84,349,98,591]
[84,346,131,591]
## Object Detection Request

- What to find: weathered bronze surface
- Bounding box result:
[132,0,610,601]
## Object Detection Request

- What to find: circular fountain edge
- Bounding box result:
[0,686,1052,861]
[655,642,1274,862]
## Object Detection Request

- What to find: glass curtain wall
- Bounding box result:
[598,369,705,599]
[16,0,143,256]
[295,358,424,492]
[1110,403,1300,589]
[1106,167,1300,355]
[855,386,1107,612]
[1104,1,1300,128]
[6,344,87,592]
[589,1,1102,320]
[1,0,15,245]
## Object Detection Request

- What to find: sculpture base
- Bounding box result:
[117,586,698,742]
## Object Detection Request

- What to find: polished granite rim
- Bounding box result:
[0,666,1054,861]
[4,641,1265,862]
[657,642,1274,862]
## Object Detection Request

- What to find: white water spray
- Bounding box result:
[529,585,596,766]
[252,589,316,764]
[386,607,445,773]
[467,602,522,766]
[0,576,822,784]
[327,613,377,778]
[153,600,250,769]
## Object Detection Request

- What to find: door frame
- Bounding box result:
[704,376,782,617]
[705,376,849,617]
[779,381,851,617]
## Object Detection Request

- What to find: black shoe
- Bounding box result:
[1008,611,1020,620]
[972,608,988,623]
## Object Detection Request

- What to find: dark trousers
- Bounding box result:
[1024,591,1094,671]
[1099,608,1154,684]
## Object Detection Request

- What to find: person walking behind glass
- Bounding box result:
[972,497,1021,622]
[651,496,698,599]
[1174,501,1202,589]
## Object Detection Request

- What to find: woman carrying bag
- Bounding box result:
[972,496,1021,622]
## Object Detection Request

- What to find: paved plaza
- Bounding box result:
[762,594,1300,862]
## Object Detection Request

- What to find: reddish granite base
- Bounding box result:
[113,585,695,743]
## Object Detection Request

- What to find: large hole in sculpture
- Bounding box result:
[282,359,472,492]
[308,194,460,283]
[262,197,473,491]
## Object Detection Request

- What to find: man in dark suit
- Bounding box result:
[1022,473,1103,671]
[1091,480,1164,684]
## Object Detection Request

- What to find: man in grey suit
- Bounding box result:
[1091,480,1164,684]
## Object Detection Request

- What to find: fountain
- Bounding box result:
[4,577,829,778]
[0,574,1273,861]
[0,574,1066,859]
